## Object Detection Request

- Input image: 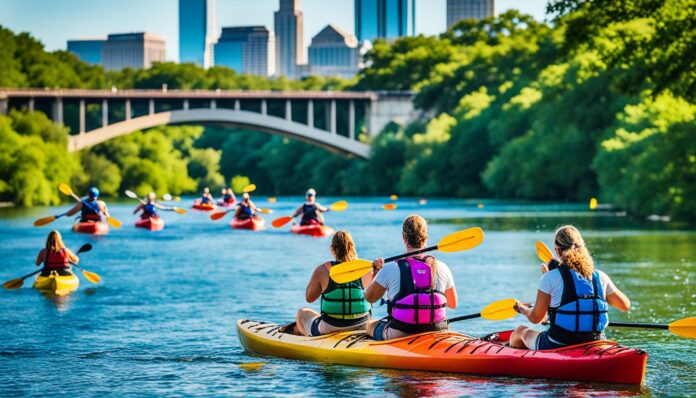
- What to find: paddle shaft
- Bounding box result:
[384,244,437,263]
[609,322,668,330]
[448,313,481,323]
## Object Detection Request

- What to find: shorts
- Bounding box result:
[535,330,606,350]
[304,316,368,337]
[372,319,411,341]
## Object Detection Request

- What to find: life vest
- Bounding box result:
[238,203,254,218]
[387,257,448,333]
[44,248,69,269]
[143,203,157,217]
[81,199,101,221]
[200,195,212,204]
[548,265,609,344]
[223,194,235,203]
[320,262,371,321]
[300,203,319,225]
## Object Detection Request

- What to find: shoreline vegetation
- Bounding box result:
[0,0,694,221]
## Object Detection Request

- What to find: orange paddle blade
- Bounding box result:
[173,207,187,215]
[34,216,57,227]
[210,211,228,221]
[259,208,273,214]
[82,270,101,284]
[272,216,293,228]
[383,203,397,210]
[436,227,484,253]
[536,241,555,263]
[268,197,277,203]
[3,278,24,290]
[480,298,518,320]
[106,217,121,228]
[329,259,373,284]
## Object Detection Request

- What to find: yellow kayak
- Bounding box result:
[33,271,79,296]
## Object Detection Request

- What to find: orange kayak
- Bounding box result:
[135,216,165,231]
[72,221,109,235]
[237,319,647,385]
[230,217,265,231]
[290,224,335,237]
[192,201,217,211]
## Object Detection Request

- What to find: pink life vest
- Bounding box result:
[45,249,69,269]
[388,257,448,333]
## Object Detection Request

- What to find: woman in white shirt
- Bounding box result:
[510,225,631,350]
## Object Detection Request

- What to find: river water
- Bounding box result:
[1,198,694,397]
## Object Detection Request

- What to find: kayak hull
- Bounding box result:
[135,216,165,231]
[290,224,335,237]
[230,217,265,231]
[33,272,79,296]
[72,221,109,235]
[237,320,647,385]
[192,201,217,211]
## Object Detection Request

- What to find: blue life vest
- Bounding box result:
[201,195,212,204]
[144,203,157,216]
[238,203,254,218]
[548,265,609,344]
[301,203,319,225]
[81,199,101,221]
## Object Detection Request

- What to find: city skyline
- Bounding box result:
[1,0,548,63]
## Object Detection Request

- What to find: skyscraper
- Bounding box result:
[214,27,275,76]
[274,0,304,78]
[179,0,217,68]
[354,0,415,43]
[67,38,106,65]
[306,24,361,78]
[102,33,166,71]
[447,0,494,28]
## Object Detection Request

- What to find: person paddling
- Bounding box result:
[219,188,236,206]
[199,187,214,205]
[295,230,372,336]
[35,230,79,277]
[292,188,329,226]
[509,225,631,350]
[234,193,260,220]
[133,192,167,219]
[65,187,110,223]
[364,215,458,340]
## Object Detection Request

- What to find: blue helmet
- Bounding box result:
[88,187,99,198]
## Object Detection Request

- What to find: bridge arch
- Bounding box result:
[68,108,371,158]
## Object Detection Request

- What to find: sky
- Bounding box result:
[1,0,549,62]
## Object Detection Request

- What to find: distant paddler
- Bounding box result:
[292,188,330,226]
[218,188,236,207]
[64,187,111,223]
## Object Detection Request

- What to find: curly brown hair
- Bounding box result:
[554,225,594,279]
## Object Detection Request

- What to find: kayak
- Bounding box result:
[192,201,217,211]
[237,319,648,385]
[72,221,109,235]
[290,224,335,237]
[135,216,165,231]
[218,199,236,207]
[33,271,80,296]
[230,217,265,231]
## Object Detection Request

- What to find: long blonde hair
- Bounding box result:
[45,230,65,253]
[331,230,357,263]
[402,215,437,285]
[555,225,594,279]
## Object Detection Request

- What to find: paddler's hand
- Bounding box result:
[514,301,531,316]
[372,258,385,274]
[541,263,549,274]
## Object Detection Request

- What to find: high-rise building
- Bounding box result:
[179,0,217,68]
[274,0,305,78]
[67,38,106,65]
[355,0,415,43]
[305,24,361,79]
[214,26,275,76]
[447,0,494,28]
[102,32,166,71]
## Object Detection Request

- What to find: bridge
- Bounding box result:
[0,89,415,158]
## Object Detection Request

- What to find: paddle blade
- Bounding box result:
[268,197,277,203]
[436,227,484,253]
[330,201,348,212]
[589,197,598,210]
[124,190,139,199]
[77,243,93,254]
[259,208,273,214]
[210,211,227,221]
[34,216,57,227]
[272,216,293,228]
[383,204,397,210]
[536,241,555,263]
[3,278,24,290]
[669,317,696,339]
[173,207,187,215]
[243,184,256,193]
[58,183,73,196]
[82,270,101,284]
[390,195,398,201]
[480,298,518,321]
[163,193,173,201]
[329,259,373,284]
[106,217,121,228]
[174,196,181,202]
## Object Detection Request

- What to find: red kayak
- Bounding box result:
[230,217,265,231]
[135,216,165,231]
[291,224,335,237]
[192,201,217,211]
[218,199,236,207]
[72,221,109,235]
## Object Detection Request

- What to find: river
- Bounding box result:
[0,198,694,396]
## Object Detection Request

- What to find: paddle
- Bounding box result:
[243,184,256,193]
[330,227,485,284]
[383,204,397,210]
[125,190,187,215]
[271,200,348,228]
[33,212,69,227]
[533,242,695,338]
[59,183,121,228]
[3,243,93,290]
[448,298,518,323]
[210,207,273,221]
[70,262,100,284]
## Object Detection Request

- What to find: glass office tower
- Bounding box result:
[447,0,494,28]
[179,0,216,68]
[274,0,305,78]
[355,0,415,42]
[214,26,275,76]
[67,38,105,65]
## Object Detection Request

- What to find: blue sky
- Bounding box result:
[2,0,549,62]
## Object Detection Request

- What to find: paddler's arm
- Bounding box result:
[305,265,327,303]
[445,286,458,309]
[99,201,111,218]
[291,206,302,218]
[35,249,46,266]
[316,203,328,212]
[133,204,143,214]
[65,202,82,217]
[607,290,631,312]
[65,248,79,264]
[515,290,550,324]
[363,258,386,303]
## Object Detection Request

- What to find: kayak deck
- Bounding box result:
[33,272,80,296]
[237,319,647,385]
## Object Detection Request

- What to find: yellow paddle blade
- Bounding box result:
[383,203,397,210]
[3,278,24,290]
[272,216,293,228]
[589,197,598,210]
[174,196,181,202]
[58,183,73,196]
[243,184,256,193]
[82,270,101,284]
[330,201,348,212]
[239,362,266,372]
[106,217,121,228]
[669,317,696,339]
[34,216,57,227]
[259,208,273,214]
[390,194,398,201]
[268,197,277,203]
[477,203,485,209]
[536,241,555,263]
[329,259,373,284]
[210,211,227,221]
[436,227,484,253]
[480,298,518,321]
[173,207,187,215]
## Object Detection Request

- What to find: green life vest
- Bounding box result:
[320,262,371,320]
